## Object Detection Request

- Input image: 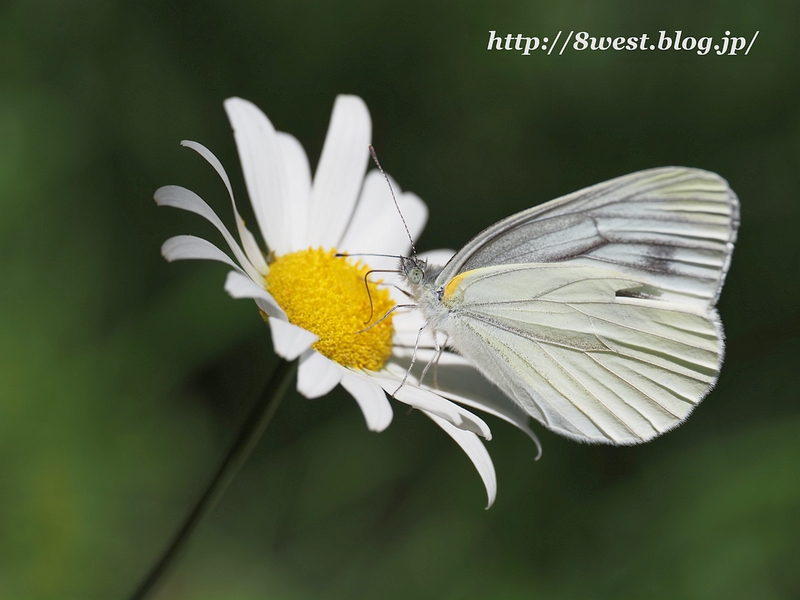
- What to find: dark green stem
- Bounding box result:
[128,358,297,600]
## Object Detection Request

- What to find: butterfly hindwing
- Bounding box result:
[441,263,723,444]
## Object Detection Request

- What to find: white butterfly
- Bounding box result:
[401,167,739,444]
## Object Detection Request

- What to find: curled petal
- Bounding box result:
[180,140,269,275]
[425,412,497,509]
[155,185,262,281]
[161,235,245,275]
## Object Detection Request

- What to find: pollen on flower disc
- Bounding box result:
[264,248,395,371]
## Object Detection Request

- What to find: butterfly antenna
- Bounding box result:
[368,144,417,258]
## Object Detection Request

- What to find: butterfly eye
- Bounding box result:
[408,267,424,284]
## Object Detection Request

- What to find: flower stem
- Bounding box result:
[128,358,298,600]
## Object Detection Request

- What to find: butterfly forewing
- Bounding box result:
[436,167,739,310]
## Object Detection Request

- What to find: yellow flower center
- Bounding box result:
[264,248,395,371]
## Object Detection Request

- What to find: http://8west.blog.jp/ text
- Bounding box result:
[487,30,759,57]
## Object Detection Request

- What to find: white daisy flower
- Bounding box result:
[157,95,539,508]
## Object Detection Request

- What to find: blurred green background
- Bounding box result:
[1,1,799,598]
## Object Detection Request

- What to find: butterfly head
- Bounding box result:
[400,255,428,286]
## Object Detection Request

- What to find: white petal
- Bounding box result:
[268,317,318,361]
[180,140,269,275]
[373,374,458,423]
[180,141,235,207]
[223,271,285,319]
[425,412,497,509]
[161,235,245,275]
[254,297,283,320]
[297,350,343,398]
[339,170,428,257]
[418,248,456,269]
[277,132,313,252]
[397,193,427,253]
[307,95,371,248]
[340,371,393,432]
[372,374,491,439]
[392,309,442,349]
[395,348,542,458]
[155,185,262,281]
[224,97,292,255]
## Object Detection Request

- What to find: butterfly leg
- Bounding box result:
[419,332,445,388]
[392,323,426,397]
[356,303,417,334]
[433,333,449,390]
